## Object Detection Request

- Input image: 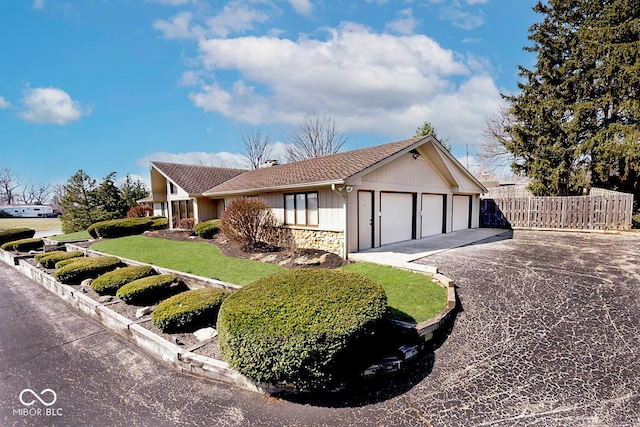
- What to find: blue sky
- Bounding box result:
[0,0,537,188]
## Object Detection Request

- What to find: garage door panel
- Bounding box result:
[381,193,413,245]
[421,194,444,237]
[453,195,471,231]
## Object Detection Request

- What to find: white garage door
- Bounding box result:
[421,194,444,237]
[381,193,413,245]
[452,195,471,231]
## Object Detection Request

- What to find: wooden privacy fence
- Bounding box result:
[481,193,634,230]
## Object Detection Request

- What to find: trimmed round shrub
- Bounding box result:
[35,251,83,269]
[0,228,35,246]
[116,274,179,304]
[87,216,168,239]
[91,265,157,295]
[151,288,230,332]
[633,212,640,229]
[217,269,388,391]
[193,219,221,239]
[1,238,43,252]
[53,256,123,284]
[55,257,85,269]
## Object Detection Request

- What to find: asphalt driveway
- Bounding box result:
[411,229,640,426]
[1,229,639,426]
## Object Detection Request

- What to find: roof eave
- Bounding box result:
[431,140,488,193]
[203,179,346,197]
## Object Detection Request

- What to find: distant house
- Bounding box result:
[0,204,54,218]
[145,136,487,258]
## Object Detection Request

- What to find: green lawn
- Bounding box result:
[48,230,91,241]
[90,235,284,286]
[342,263,447,324]
[90,235,448,323]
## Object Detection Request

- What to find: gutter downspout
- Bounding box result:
[331,184,349,260]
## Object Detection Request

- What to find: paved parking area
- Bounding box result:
[409,230,640,426]
[1,229,639,426]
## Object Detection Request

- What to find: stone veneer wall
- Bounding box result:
[289,229,344,257]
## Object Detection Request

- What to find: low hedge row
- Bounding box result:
[193,219,221,239]
[87,216,168,239]
[0,228,35,246]
[35,251,84,269]
[1,238,43,252]
[116,274,181,304]
[151,288,229,332]
[91,265,157,295]
[217,269,388,391]
[53,256,123,284]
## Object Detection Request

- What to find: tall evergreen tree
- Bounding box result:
[506,0,640,197]
[94,172,125,220]
[120,174,149,211]
[59,170,100,233]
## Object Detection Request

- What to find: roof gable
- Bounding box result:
[204,137,427,195]
[151,162,246,195]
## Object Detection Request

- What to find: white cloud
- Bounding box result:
[206,3,270,38]
[385,8,418,35]
[33,0,45,10]
[442,7,484,30]
[154,3,270,40]
[20,87,90,125]
[287,0,313,16]
[179,70,202,87]
[0,96,10,109]
[154,11,203,40]
[183,22,501,147]
[426,0,486,30]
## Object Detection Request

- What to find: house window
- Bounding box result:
[170,182,178,194]
[284,192,319,226]
[171,200,194,222]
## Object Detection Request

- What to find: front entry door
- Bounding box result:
[358,191,374,251]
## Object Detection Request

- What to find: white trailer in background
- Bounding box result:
[0,205,54,218]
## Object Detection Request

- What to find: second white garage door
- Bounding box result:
[421,194,444,237]
[452,195,471,231]
[380,192,413,245]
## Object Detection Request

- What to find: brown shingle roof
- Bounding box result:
[151,162,247,195]
[204,137,426,195]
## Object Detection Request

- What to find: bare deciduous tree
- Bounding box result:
[0,167,21,204]
[241,128,273,169]
[286,114,348,162]
[19,182,52,205]
[479,104,521,175]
